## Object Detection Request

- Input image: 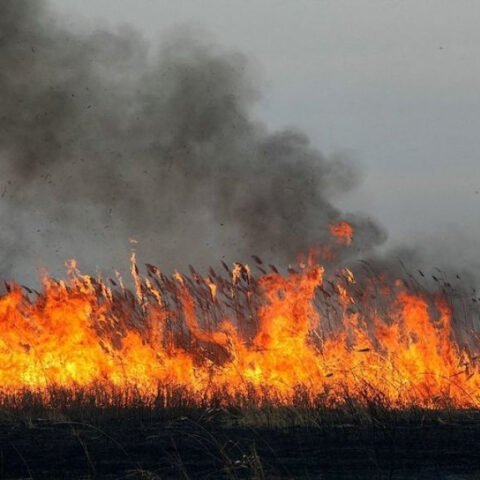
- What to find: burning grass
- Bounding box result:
[0,225,479,409]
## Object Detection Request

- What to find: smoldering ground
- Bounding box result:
[0,0,391,282]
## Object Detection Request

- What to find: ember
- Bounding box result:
[330,221,354,246]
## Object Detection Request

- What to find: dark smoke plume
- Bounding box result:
[0,0,387,281]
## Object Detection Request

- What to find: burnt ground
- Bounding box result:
[0,407,479,479]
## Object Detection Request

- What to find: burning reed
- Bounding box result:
[0,225,478,409]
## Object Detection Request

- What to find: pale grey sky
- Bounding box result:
[50,0,480,246]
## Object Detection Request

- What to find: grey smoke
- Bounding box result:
[0,0,388,281]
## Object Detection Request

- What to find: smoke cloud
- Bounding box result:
[0,0,388,281]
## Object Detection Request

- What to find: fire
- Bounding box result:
[330,221,354,245]
[0,251,478,408]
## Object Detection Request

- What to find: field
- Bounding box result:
[0,394,479,479]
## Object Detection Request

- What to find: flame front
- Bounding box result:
[0,239,479,407]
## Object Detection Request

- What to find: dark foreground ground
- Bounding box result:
[0,404,479,479]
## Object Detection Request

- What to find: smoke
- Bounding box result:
[0,0,389,281]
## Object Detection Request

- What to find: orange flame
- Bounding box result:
[0,253,478,408]
[330,221,354,245]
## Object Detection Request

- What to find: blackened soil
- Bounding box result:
[0,411,479,479]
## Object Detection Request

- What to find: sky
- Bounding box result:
[49,0,480,246]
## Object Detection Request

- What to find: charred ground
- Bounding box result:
[0,400,479,479]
